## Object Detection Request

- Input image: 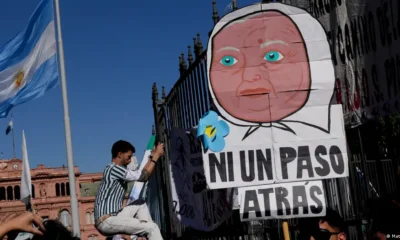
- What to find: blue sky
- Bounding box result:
[0,0,256,173]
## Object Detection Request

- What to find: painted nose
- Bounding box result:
[243,68,262,82]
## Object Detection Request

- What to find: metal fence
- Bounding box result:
[147,2,399,240]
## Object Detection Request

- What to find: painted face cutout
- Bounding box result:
[210,11,311,123]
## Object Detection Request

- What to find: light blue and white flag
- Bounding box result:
[127,135,156,204]
[0,0,58,118]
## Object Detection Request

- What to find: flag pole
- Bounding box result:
[11,114,16,159]
[53,0,81,237]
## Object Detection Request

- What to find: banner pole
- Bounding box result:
[53,0,81,236]
[282,220,290,240]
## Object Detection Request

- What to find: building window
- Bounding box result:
[61,183,66,196]
[55,183,69,197]
[14,186,20,200]
[59,210,71,227]
[66,182,70,196]
[86,210,95,224]
[32,184,35,198]
[0,187,5,200]
[56,183,60,196]
[7,186,13,200]
[88,235,98,240]
[86,212,90,224]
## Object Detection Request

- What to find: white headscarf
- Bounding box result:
[207,3,335,139]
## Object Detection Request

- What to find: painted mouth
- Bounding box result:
[239,88,271,96]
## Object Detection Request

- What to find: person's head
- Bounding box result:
[369,213,400,239]
[310,209,347,240]
[33,220,80,240]
[111,140,135,166]
[7,220,79,240]
[367,196,400,239]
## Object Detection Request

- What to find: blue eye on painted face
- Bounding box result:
[220,56,238,66]
[264,51,284,62]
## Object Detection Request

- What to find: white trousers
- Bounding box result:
[96,202,163,240]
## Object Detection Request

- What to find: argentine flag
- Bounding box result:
[0,0,58,118]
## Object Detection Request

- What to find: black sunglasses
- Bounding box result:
[311,229,341,240]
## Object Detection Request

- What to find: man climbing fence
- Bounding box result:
[94,139,164,240]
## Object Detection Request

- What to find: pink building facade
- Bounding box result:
[0,158,118,240]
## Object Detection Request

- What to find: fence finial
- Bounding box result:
[212,1,220,25]
[152,82,158,101]
[232,0,238,10]
[193,37,199,58]
[162,86,166,99]
[181,53,187,70]
[196,34,203,55]
[188,45,194,65]
[179,54,187,76]
[179,55,184,75]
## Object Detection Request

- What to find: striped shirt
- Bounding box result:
[94,162,141,220]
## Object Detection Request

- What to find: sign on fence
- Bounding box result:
[198,2,349,189]
[203,135,349,189]
[238,180,326,221]
[169,127,233,231]
[193,2,350,220]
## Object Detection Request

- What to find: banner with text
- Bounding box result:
[197,2,349,189]
[238,180,326,221]
[169,127,233,231]
[281,0,400,127]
